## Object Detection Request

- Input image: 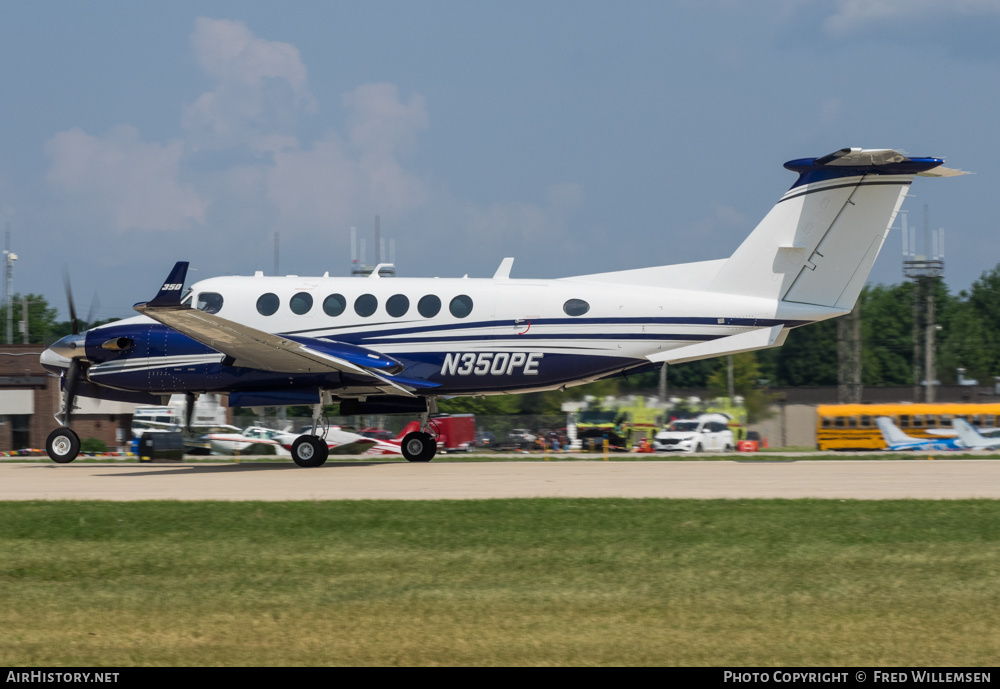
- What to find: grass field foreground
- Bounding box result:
[1,499,998,666]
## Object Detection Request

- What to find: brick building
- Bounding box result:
[0,345,135,452]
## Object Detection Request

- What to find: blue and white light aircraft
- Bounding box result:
[948,418,1000,450]
[41,148,962,466]
[875,417,965,452]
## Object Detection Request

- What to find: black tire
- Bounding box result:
[291,435,329,467]
[46,427,80,464]
[693,443,702,453]
[401,431,436,462]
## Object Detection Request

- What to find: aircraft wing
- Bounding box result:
[135,304,417,397]
[134,264,414,397]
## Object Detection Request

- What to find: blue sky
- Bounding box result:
[0,0,997,321]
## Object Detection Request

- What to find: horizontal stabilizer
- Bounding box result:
[647,324,786,365]
[918,166,969,178]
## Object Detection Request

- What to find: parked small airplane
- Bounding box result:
[41,148,963,466]
[275,425,384,456]
[875,417,964,451]
[948,418,1000,450]
[207,426,293,457]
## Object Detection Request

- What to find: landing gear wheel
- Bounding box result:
[46,428,80,464]
[402,432,437,462]
[291,435,329,467]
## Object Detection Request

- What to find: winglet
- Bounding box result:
[135,261,189,310]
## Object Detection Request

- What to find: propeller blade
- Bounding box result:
[185,392,196,434]
[86,291,100,329]
[62,267,79,336]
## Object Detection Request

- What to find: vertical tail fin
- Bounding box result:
[951,418,982,446]
[876,416,914,445]
[709,149,956,309]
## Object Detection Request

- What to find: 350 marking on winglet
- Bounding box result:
[161,283,184,291]
[441,352,543,376]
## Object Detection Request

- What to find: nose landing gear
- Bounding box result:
[46,427,81,464]
[47,357,84,464]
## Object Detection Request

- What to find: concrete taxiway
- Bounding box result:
[0,459,998,500]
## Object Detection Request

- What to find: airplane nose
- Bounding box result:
[48,333,88,359]
[40,346,71,374]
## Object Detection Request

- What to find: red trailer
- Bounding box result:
[394,414,477,453]
[429,414,476,453]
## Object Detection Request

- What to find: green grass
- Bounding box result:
[1,500,998,666]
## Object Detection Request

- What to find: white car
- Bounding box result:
[652,414,735,453]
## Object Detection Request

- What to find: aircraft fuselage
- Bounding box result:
[50,274,825,400]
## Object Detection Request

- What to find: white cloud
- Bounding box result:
[44,126,206,233]
[460,183,585,247]
[42,16,578,267]
[823,0,1000,36]
[182,17,316,151]
[191,17,310,94]
[265,84,430,235]
[343,83,428,159]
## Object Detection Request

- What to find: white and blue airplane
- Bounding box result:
[948,418,1000,450]
[875,416,965,452]
[41,148,962,466]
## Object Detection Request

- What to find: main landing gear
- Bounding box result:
[291,403,331,467]
[291,435,329,468]
[401,431,436,462]
[401,399,439,462]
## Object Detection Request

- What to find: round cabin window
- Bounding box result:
[563,299,590,316]
[354,294,378,317]
[386,294,410,318]
[449,295,473,319]
[290,292,313,315]
[323,294,346,317]
[256,293,279,316]
[418,295,441,318]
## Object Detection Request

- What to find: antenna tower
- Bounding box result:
[350,216,396,277]
[903,205,945,402]
[3,224,16,345]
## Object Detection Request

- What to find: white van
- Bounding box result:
[652,413,735,453]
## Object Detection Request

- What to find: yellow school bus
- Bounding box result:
[816,403,1000,450]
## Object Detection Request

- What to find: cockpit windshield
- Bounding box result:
[196,292,224,314]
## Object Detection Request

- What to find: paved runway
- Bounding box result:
[1,459,998,500]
